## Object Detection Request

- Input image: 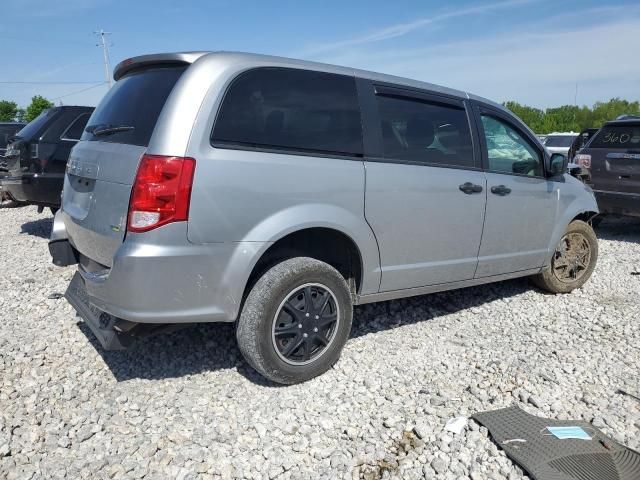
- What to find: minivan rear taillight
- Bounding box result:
[127,154,196,233]
[574,154,591,169]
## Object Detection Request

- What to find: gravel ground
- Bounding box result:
[1,205,639,480]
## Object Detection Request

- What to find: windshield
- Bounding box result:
[15,109,58,140]
[589,125,640,149]
[84,65,186,147]
[544,135,575,147]
[0,124,24,148]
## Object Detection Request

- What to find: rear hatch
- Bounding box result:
[3,110,59,174]
[62,64,187,267]
[583,122,640,195]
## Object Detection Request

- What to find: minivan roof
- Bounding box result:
[113,51,509,114]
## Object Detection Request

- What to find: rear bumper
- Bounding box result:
[1,173,63,206]
[53,210,269,325]
[594,190,640,218]
[65,272,135,350]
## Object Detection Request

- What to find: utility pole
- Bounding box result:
[94,29,112,88]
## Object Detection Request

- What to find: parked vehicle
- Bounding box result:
[50,52,599,384]
[1,122,26,207]
[573,116,640,218]
[0,122,26,158]
[568,128,599,162]
[543,132,578,159]
[2,106,93,213]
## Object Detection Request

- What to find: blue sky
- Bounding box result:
[2,0,639,110]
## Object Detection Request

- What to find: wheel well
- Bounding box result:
[246,228,363,298]
[572,211,599,224]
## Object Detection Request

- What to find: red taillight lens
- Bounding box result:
[574,154,591,169]
[127,154,196,233]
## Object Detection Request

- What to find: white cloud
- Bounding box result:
[305,8,640,108]
[299,0,540,56]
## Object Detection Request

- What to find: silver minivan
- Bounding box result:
[50,52,599,384]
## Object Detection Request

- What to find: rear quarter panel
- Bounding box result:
[179,56,381,295]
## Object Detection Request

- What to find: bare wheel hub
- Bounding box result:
[552,232,591,283]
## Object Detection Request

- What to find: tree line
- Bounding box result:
[0,96,54,123]
[2,95,639,135]
[503,98,640,134]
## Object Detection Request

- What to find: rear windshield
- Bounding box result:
[0,124,24,148]
[15,109,58,140]
[589,125,640,149]
[83,65,186,147]
[544,135,575,147]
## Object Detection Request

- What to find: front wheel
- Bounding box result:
[532,220,598,293]
[236,257,353,385]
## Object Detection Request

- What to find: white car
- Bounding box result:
[542,132,579,159]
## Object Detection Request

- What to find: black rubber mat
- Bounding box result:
[473,406,640,480]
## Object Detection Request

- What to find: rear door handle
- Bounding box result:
[459,182,483,194]
[490,185,512,196]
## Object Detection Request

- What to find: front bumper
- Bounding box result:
[1,173,63,206]
[51,210,269,326]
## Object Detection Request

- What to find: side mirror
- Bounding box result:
[548,153,568,177]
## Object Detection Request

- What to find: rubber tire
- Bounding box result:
[532,220,598,293]
[236,257,353,385]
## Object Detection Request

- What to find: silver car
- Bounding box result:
[50,52,599,384]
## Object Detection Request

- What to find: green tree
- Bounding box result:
[503,98,640,134]
[0,100,19,121]
[24,95,54,122]
[503,101,545,133]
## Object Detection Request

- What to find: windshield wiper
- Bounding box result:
[86,124,134,136]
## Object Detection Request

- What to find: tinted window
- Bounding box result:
[84,65,186,147]
[376,95,474,167]
[481,115,543,176]
[544,135,576,147]
[62,113,91,141]
[15,109,58,140]
[590,125,640,149]
[0,125,24,148]
[212,68,362,156]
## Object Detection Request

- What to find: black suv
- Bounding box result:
[0,122,26,158]
[574,117,640,218]
[1,122,27,206]
[2,106,93,212]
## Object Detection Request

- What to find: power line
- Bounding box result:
[51,82,108,101]
[0,81,104,85]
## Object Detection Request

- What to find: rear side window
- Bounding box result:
[212,68,362,156]
[84,65,186,147]
[589,125,640,149]
[61,113,91,141]
[15,109,58,140]
[544,135,575,147]
[376,95,474,167]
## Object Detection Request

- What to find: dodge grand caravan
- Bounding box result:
[50,52,599,384]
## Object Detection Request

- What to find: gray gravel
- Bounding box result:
[1,205,639,480]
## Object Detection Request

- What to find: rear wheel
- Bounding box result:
[236,257,353,384]
[532,220,598,293]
